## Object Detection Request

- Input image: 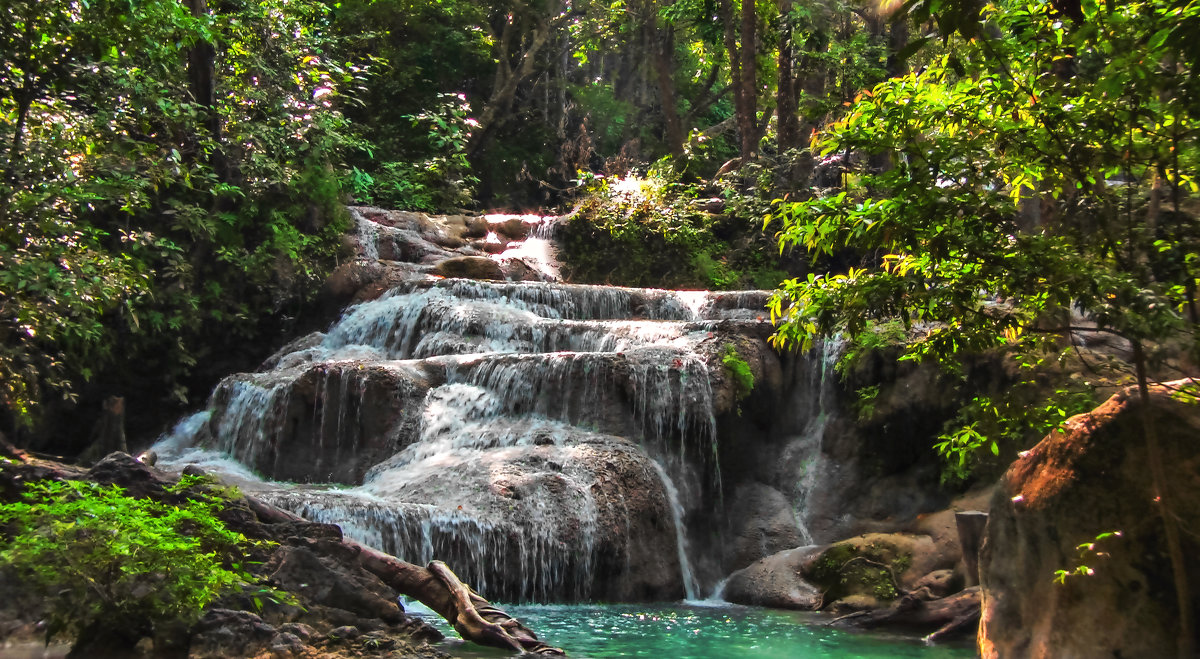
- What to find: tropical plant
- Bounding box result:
[0,0,359,436]
[768,0,1200,653]
[0,475,268,650]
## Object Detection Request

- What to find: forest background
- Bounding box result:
[2,0,1198,494]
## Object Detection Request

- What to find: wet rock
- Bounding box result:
[327,625,361,642]
[264,545,403,623]
[321,261,385,309]
[207,361,431,484]
[979,381,1200,659]
[264,435,686,602]
[267,631,305,657]
[260,332,326,371]
[723,546,824,609]
[487,216,534,240]
[910,569,960,601]
[189,609,277,659]
[432,256,505,281]
[723,483,805,570]
[497,257,547,282]
[277,622,316,642]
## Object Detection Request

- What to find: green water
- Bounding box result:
[407,602,977,658]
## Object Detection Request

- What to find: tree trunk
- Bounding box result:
[185,0,216,135]
[652,23,685,158]
[718,0,749,162]
[738,0,758,160]
[77,396,128,466]
[468,16,554,157]
[1132,341,1194,659]
[777,0,800,153]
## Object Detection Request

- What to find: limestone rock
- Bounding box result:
[264,545,403,623]
[723,482,805,570]
[206,361,432,485]
[979,381,1200,658]
[722,546,824,609]
[189,609,277,659]
[432,256,505,281]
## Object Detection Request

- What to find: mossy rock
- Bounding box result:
[803,534,919,605]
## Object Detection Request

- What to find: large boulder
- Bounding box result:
[722,482,805,570]
[206,361,434,484]
[979,382,1200,658]
[432,256,505,281]
[265,434,688,603]
[722,545,824,609]
[724,531,957,612]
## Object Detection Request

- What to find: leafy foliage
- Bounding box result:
[350,93,479,211]
[0,476,265,643]
[0,0,359,433]
[769,0,1200,478]
[560,170,788,289]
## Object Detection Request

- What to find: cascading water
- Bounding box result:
[787,337,846,547]
[650,459,700,600]
[155,207,782,603]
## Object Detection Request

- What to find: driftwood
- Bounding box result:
[2,451,566,656]
[828,586,981,642]
[243,486,564,654]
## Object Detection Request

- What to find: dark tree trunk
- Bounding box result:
[738,0,758,160]
[777,0,801,153]
[652,23,685,158]
[1132,341,1194,658]
[718,0,750,162]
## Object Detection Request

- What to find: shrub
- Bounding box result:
[0,475,265,648]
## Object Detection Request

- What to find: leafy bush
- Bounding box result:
[559,170,790,289]
[349,93,479,212]
[0,475,265,645]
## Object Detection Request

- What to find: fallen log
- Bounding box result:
[239,476,564,653]
[349,544,563,655]
[827,587,981,641]
[3,451,567,656]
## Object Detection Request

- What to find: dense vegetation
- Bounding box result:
[2,0,1199,655]
[0,470,267,651]
[1,0,357,447]
[2,0,1198,497]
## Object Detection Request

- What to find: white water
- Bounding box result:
[790,337,845,546]
[154,209,782,602]
[651,459,701,600]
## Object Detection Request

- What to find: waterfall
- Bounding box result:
[650,459,700,600]
[156,208,780,602]
[790,337,846,546]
